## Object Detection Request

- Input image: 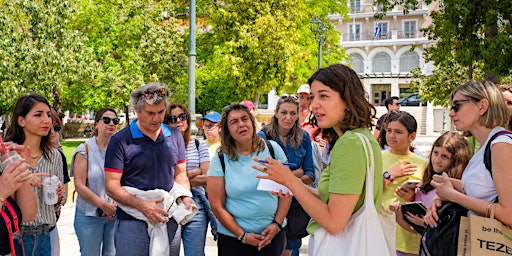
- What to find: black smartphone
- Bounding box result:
[400,201,427,216]
[96,208,104,217]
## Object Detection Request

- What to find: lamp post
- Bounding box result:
[310,17,328,69]
[188,0,198,135]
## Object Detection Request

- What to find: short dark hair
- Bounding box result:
[384,96,399,110]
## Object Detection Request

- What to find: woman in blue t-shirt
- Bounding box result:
[258,94,314,256]
[207,102,292,256]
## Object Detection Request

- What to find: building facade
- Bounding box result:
[329,0,438,106]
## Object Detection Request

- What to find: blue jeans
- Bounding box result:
[114,218,178,256]
[181,193,209,256]
[14,230,51,256]
[74,208,115,256]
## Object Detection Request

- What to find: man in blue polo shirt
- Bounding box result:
[104,82,193,256]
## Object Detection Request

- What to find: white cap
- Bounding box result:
[296,84,310,95]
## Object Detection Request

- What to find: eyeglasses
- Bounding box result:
[53,124,62,132]
[167,113,188,124]
[450,99,473,113]
[143,88,167,105]
[203,124,217,130]
[102,117,120,125]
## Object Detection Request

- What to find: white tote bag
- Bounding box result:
[311,133,390,256]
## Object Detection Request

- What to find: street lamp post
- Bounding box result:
[310,17,328,69]
[188,0,197,135]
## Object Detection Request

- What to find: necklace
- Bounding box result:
[29,153,41,159]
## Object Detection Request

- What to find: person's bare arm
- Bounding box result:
[188,161,210,187]
[173,162,195,207]
[74,153,116,218]
[15,182,38,222]
[105,171,168,224]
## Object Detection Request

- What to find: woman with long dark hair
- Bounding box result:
[5,94,65,256]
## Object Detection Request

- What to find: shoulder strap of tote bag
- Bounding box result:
[354,132,375,210]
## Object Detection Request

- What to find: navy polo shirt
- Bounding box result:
[105,119,186,220]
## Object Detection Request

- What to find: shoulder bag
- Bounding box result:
[311,133,390,256]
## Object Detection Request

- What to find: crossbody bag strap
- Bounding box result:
[354,133,375,209]
[1,199,23,256]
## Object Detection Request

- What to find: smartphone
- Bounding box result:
[401,180,421,189]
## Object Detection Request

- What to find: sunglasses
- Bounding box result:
[450,99,473,113]
[167,112,188,124]
[279,94,298,101]
[53,124,62,132]
[143,88,167,105]
[102,117,120,125]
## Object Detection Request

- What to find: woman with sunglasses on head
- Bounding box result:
[166,103,216,256]
[254,64,389,255]
[379,111,428,256]
[425,81,512,228]
[71,107,119,256]
[257,94,315,256]
[4,94,65,256]
[207,103,291,256]
[48,108,71,256]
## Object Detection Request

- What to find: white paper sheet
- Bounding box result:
[257,179,293,195]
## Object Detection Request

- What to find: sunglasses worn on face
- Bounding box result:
[53,124,62,132]
[102,117,120,125]
[450,99,473,113]
[167,113,188,124]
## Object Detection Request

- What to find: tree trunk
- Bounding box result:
[124,105,130,124]
[52,85,64,121]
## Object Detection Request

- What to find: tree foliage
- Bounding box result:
[375,0,512,106]
[195,0,348,113]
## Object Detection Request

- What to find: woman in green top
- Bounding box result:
[255,64,385,254]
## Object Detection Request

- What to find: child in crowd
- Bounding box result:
[390,132,472,236]
[379,111,428,256]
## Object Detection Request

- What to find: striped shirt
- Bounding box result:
[23,148,65,227]
[185,139,210,195]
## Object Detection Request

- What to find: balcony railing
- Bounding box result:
[342,30,422,41]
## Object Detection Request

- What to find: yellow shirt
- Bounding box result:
[206,140,221,161]
[382,150,428,254]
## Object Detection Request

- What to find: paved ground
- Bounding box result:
[57,135,439,256]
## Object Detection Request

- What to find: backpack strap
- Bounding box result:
[218,138,275,173]
[483,130,512,176]
[1,199,22,256]
[195,139,200,151]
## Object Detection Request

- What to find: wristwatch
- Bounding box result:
[383,171,393,181]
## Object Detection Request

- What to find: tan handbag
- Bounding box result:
[457,203,512,256]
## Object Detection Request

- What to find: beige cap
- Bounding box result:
[297,84,310,95]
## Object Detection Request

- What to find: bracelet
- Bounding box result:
[272,219,283,231]
[237,231,246,243]
[486,202,497,218]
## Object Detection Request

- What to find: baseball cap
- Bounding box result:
[201,111,221,122]
[240,100,256,110]
[296,84,310,95]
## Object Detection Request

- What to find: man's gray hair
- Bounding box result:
[130,82,170,113]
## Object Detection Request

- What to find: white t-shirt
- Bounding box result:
[461,127,512,213]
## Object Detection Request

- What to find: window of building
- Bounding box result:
[350,0,361,13]
[403,21,417,38]
[350,54,364,73]
[375,2,384,11]
[400,52,419,72]
[374,22,389,39]
[349,23,361,41]
[372,52,391,72]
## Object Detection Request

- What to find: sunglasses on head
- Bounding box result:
[53,124,62,132]
[167,112,188,124]
[102,117,120,125]
[279,94,298,101]
[143,88,167,105]
[450,99,474,113]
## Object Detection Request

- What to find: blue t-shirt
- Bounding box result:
[207,140,287,237]
[257,130,315,181]
[105,120,186,220]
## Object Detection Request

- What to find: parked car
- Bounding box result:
[399,93,427,106]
